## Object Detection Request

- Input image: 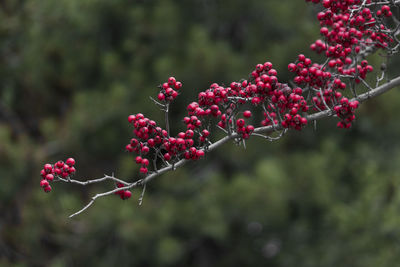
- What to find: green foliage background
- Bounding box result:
[1,0,400,266]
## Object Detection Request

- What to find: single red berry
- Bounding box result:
[45,174,54,181]
[121,190,132,200]
[140,167,148,174]
[168,77,176,86]
[128,115,136,123]
[164,153,171,161]
[40,179,49,188]
[243,110,252,118]
[196,150,205,158]
[44,185,52,193]
[135,156,142,164]
[162,82,169,89]
[157,93,165,101]
[68,167,76,174]
[246,125,255,133]
[66,158,75,166]
[174,81,182,90]
[236,119,245,127]
[202,129,210,137]
[44,164,53,173]
[141,146,150,154]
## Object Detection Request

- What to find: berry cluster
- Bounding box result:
[301,0,394,126]
[377,5,393,18]
[125,0,397,178]
[126,113,166,174]
[126,78,210,175]
[157,77,182,102]
[114,182,132,200]
[334,98,359,128]
[39,158,76,193]
[268,84,308,130]
[41,0,398,199]
[312,89,343,111]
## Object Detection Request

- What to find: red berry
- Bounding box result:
[236,119,245,127]
[157,93,165,101]
[40,179,49,188]
[45,174,54,181]
[44,164,53,173]
[128,115,136,123]
[196,150,205,158]
[135,156,142,164]
[162,82,169,89]
[246,125,255,133]
[66,158,75,166]
[121,190,132,200]
[142,159,149,166]
[164,153,171,161]
[168,77,176,86]
[174,81,182,90]
[68,167,76,174]
[141,146,150,154]
[44,185,52,193]
[202,129,210,137]
[243,110,252,118]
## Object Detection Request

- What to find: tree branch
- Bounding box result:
[67,75,400,217]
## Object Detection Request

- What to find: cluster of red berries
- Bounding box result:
[289,55,340,89]
[236,111,255,139]
[377,5,393,17]
[39,0,396,198]
[127,113,168,174]
[302,0,395,127]
[114,182,132,200]
[268,85,308,130]
[39,158,76,193]
[126,0,398,179]
[334,98,359,128]
[313,89,343,111]
[126,76,209,175]
[157,77,182,102]
[183,115,203,130]
[124,0,397,179]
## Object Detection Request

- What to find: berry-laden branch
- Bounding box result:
[39,0,400,217]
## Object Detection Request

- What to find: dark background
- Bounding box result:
[1,0,400,266]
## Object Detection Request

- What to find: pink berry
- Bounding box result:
[135,156,142,164]
[236,119,245,127]
[69,167,76,174]
[196,150,205,158]
[40,179,49,188]
[44,185,52,193]
[202,129,210,137]
[164,153,171,161]
[45,174,54,181]
[128,115,136,123]
[44,164,52,173]
[66,158,75,166]
[243,110,252,118]
[168,77,176,86]
[121,190,132,200]
[174,81,182,90]
[157,93,165,101]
